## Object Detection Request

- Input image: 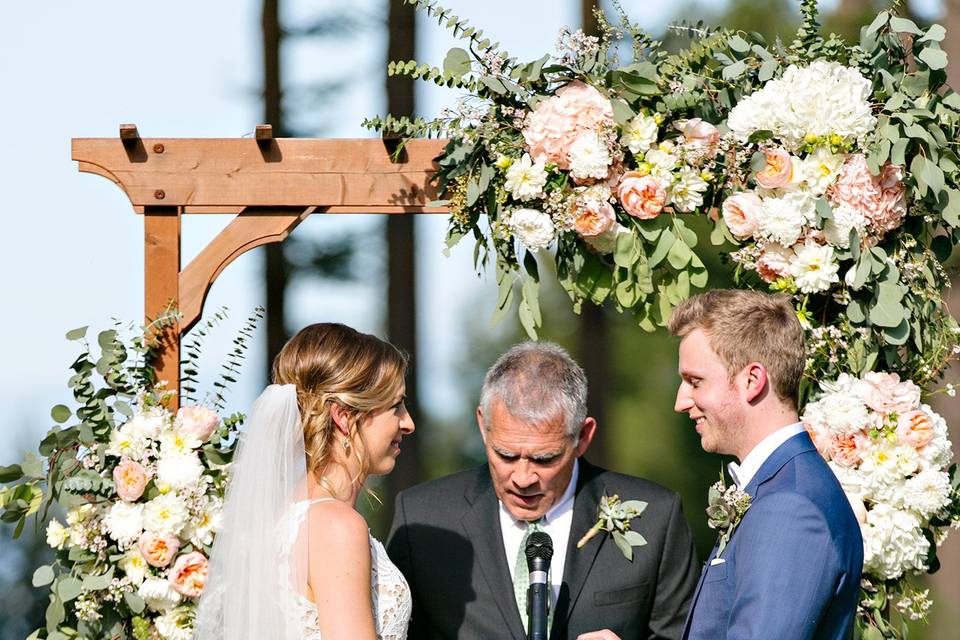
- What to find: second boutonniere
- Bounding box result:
[576,494,648,561]
[706,472,752,558]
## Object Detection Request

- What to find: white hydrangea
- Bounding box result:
[828,461,866,496]
[155,606,194,640]
[669,167,709,212]
[620,113,659,154]
[119,549,149,585]
[806,393,871,436]
[138,576,182,612]
[757,193,813,246]
[104,501,144,549]
[823,202,868,249]
[727,61,876,150]
[143,493,190,536]
[156,451,205,490]
[568,131,611,181]
[862,504,930,580]
[789,241,840,293]
[504,153,548,201]
[46,519,68,550]
[902,469,953,520]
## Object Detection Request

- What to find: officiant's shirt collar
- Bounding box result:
[727,422,804,489]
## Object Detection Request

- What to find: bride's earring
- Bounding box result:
[341,437,351,451]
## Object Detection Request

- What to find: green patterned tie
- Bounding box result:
[513,519,545,632]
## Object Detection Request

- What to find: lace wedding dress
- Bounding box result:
[278,498,412,640]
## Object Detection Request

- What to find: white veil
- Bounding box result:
[194,384,309,640]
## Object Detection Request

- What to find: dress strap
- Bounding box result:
[308,497,338,505]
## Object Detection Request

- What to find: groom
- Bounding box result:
[669,290,863,639]
[388,342,699,639]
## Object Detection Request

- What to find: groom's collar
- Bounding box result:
[728,421,805,489]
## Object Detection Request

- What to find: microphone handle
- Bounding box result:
[527,556,550,640]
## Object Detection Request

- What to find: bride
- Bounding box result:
[194,322,415,639]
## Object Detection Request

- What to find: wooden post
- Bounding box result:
[144,206,182,405]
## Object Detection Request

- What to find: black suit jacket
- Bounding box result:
[387,459,699,640]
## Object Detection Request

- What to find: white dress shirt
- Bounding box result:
[499,458,579,605]
[728,422,805,489]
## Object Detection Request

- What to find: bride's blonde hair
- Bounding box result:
[272,323,407,497]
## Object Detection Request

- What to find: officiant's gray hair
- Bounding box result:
[480,342,588,442]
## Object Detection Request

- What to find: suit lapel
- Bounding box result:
[460,470,526,640]
[552,459,607,637]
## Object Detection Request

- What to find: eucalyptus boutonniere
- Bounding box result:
[706,471,752,558]
[576,494,648,561]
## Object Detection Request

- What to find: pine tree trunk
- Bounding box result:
[383,0,423,498]
[577,0,611,468]
[262,0,290,373]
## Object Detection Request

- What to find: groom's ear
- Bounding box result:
[742,362,768,404]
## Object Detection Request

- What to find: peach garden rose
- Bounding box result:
[114,458,149,502]
[175,406,220,444]
[617,172,666,219]
[139,531,181,568]
[896,410,935,451]
[572,198,616,237]
[169,551,209,598]
[754,147,794,189]
[721,192,763,240]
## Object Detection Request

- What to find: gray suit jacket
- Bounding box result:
[387,459,699,639]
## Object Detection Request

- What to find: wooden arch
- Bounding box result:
[73,125,448,404]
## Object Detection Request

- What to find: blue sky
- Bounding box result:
[0,0,945,463]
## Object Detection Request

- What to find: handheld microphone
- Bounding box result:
[525,530,553,640]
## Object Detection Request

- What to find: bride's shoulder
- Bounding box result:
[306,499,370,549]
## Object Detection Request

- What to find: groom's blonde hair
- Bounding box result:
[272,323,408,498]
[667,290,805,407]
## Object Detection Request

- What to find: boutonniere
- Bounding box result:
[576,494,648,561]
[706,471,752,558]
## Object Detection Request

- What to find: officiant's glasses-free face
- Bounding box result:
[478,399,594,521]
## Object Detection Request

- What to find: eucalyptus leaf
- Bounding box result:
[56,576,83,602]
[758,59,778,82]
[0,464,23,483]
[46,596,65,632]
[125,591,146,614]
[869,282,905,328]
[722,60,747,81]
[889,16,923,35]
[881,318,911,345]
[921,24,947,43]
[65,327,88,341]
[919,47,948,71]
[622,530,647,547]
[649,229,676,268]
[612,531,634,561]
[442,47,471,77]
[847,299,867,323]
[32,565,55,587]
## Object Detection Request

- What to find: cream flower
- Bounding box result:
[862,504,930,580]
[504,153,548,201]
[119,549,149,585]
[568,131,612,182]
[669,167,709,212]
[139,576,183,612]
[104,501,144,549]
[175,406,220,444]
[155,606,194,640]
[620,113,659,154]
[156,451,205,491]
[46,519,68,550]
[143,493,190,536]
[902,469,952,520]
[789,240,839,293]
[509,208,555,251]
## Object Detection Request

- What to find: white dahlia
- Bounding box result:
[504,153,548,201]
[509,208,555,251]
[823,202,868,249]
[620,113,659,154]
[902,469,953,520]
[155,606,194,640]
[138,576,183,612]
[568,131,612,182]
[156,451,205,490]
[789,241,839,293]
[143,493,190,536]
[104,501,144,548]
[669,167,709,212]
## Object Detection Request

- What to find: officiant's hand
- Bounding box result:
[576,630,621,640]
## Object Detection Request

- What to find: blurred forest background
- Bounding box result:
[1,1,958,638]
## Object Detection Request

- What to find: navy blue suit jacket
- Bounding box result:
[683,432,863,640]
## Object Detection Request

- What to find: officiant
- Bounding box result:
[387,341,699,639]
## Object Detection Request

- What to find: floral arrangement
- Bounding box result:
[803,371,959,626]
[0,310,258,640]
[368,0,960,635]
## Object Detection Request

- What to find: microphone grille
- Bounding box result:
[525,531,554,561]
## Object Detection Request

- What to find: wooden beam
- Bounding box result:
[72,138,448,209]
[144,206,181,405]
[178,207,314,333]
